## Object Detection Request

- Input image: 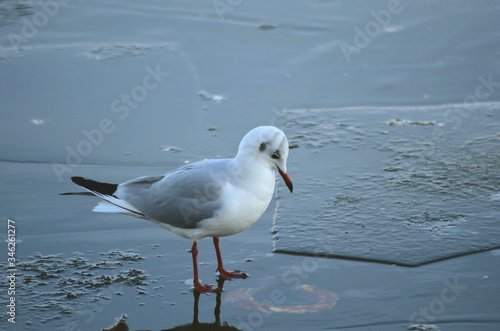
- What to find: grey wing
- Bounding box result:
[116,160,227,229]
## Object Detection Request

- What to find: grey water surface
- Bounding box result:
[1,0,500,330]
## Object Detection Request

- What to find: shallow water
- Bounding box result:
[1,0,500,330]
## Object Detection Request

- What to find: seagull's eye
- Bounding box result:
[271,151,280,159]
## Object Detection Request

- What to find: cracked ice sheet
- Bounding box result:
[274,104,500,266]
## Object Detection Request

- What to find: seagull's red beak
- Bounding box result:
[277,168,293,193]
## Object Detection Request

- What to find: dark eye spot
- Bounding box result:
[259,142,267,152]
[271,151,280,159]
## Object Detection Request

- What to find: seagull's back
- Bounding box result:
[117,159,229,229]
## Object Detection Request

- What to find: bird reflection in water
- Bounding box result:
[102,277,241,331]
[101,277,337,330]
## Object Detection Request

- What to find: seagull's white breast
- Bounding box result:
[195,167,276,238]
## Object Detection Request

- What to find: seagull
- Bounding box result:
[68,126,293,293]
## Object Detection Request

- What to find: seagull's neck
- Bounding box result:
[231,153,275,183]
[225,154,276,205]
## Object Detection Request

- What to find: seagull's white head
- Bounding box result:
[237,126,293,193]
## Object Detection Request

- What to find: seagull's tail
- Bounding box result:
[69,176,147,218]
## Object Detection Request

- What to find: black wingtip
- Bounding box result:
[71,176,118,196]
[60,192,96,196]
[71,176,86,185]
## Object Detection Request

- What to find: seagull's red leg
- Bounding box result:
[191,241,219,294]
[213,237,248,280]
